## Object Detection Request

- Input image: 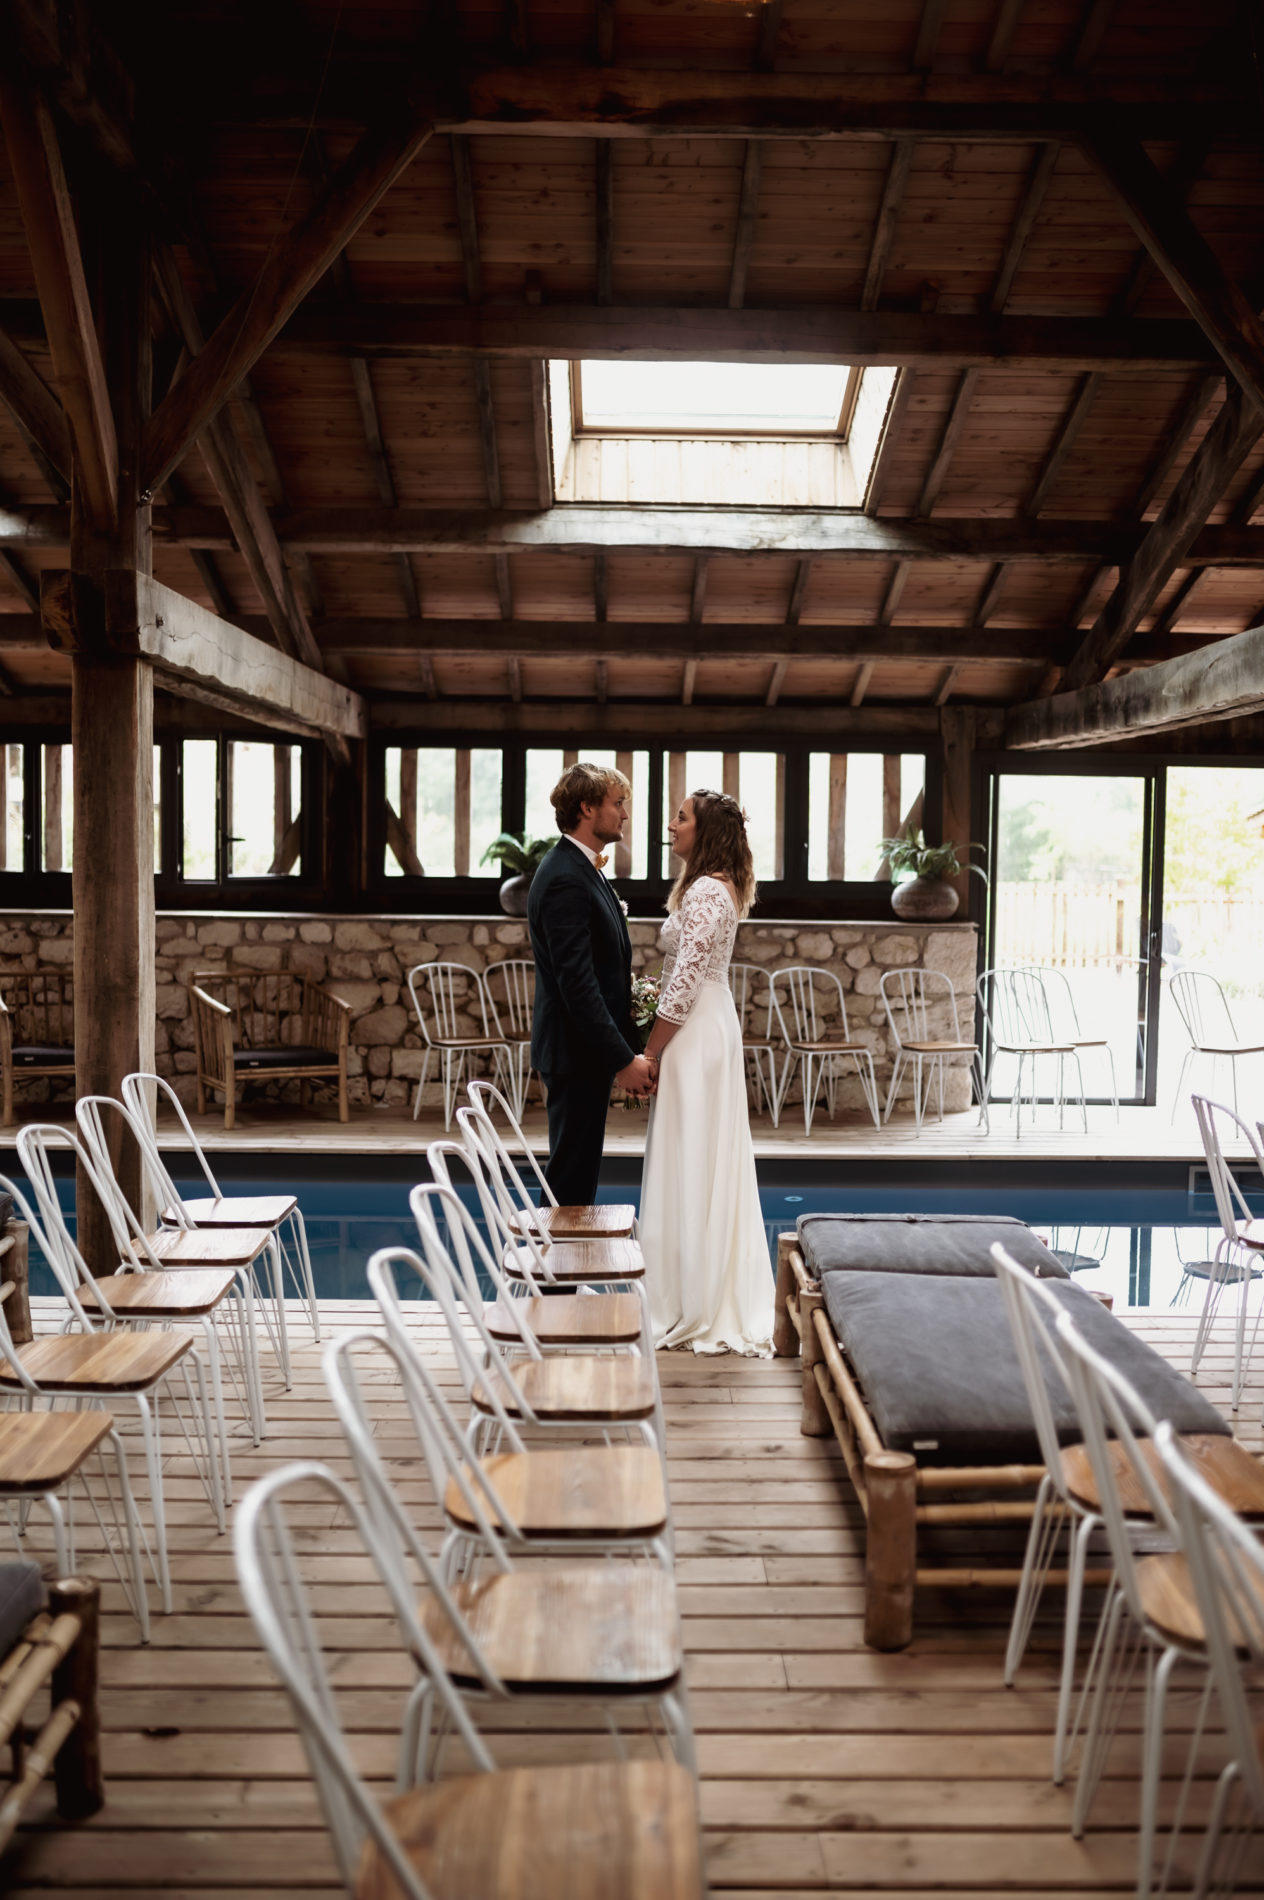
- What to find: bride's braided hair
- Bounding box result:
[667,788,757,919]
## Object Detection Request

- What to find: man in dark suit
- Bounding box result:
[528,762,655,1205]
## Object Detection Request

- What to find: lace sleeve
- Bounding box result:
[656,879,732,1026]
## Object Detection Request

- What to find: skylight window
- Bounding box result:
[574,361,856,437]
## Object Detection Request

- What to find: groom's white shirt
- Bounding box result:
[563,832,604,872]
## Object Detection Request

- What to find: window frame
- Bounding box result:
[569,361,863,442]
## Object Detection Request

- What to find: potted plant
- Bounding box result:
[878,828,987,921]
[480,831,554,916]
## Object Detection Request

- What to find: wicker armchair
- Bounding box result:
[188,969,351,1130]
[0,972,75,1126]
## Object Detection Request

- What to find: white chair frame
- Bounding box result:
[728,962,785,1126]
[1170,970,1264,1121]
[880,966,987,1132]
[769,966,879,1133]
[1026,966,1120,1120]
[1189,1094,1264,1413]
[481,959,537,1120]
[406,962,513,1129]
[977,966,1088,1136]
[121,1071,320,1342]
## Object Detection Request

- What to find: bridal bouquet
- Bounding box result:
[630,971,661,1049]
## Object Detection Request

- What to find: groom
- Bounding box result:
[528,762,655,1206]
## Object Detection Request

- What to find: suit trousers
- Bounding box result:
[541,1069,614,1207]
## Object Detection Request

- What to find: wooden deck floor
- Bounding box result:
[6,1298,1264,1896]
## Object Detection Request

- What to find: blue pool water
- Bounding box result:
[15,1159,1264,1314]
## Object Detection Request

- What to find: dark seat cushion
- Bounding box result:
[234,1046,339,1072]
[798,1212,1068,1281]
[821,1272,1227,1462]
[11,1044,75,1069]
[0,1561,46,1655]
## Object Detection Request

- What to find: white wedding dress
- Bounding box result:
[640,876,774,1355]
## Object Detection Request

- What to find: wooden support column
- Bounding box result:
[939,705,977,906]
[614,747,633,878]
[453,748,472,875]
[827,755,847,879]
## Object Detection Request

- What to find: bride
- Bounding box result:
[639,789,774,1355]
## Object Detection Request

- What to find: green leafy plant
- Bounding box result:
[478,830,554,877]
[878,828,989,884]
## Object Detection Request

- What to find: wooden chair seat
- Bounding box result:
[145,1226,272,1269]
[902,1039,978,1054]
[357,1761,702,1900]
[79,1268,239,1318]
[0,1329,195,1393]
[162,1194,297,1229]
[505,1238,645,1282]
[418,1563,682,1693]
[444,1446,668,1539]
[789,1038,868,1054]
[472,1353,658,1423]
[509,1204,637,1240]
[1061,1431,1264,1518]
[486,1292,643,1346]
[1136,1552,1205,1649]
[0,1410,116,1492]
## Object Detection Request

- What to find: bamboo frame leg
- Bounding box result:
[47,1578,104,1820]
[0,1220,32,1346]
[773,1234,799,1358]
[863,1450,917,1651]
[798,1288,831,1436]
[2,1059,11,1129]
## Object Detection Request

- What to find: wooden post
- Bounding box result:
[614,747,633,878]
[797,1286,832,1436]
[453,747,471,875]
[863,1450,918,1651]
[773,1231,800,1357]
[43,742,62,871]
[827,754,847,879]
[881,754,902,847]
[939,705,977,907]
[0,1219,32,1347]
[773,752,785,878]
[399,747,418,856]
[48,1577,104,1820]
[722,751,740,799]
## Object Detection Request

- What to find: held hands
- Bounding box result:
[616,1052,658,1100]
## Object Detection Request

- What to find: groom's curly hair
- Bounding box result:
[668,789,757,919]
[550,761,632,834]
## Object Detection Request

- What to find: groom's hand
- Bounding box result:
[616,1054,655,1097]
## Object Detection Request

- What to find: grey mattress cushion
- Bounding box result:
[821,1272,1227,1462]
[798,1212,1068,1281]
[0,1561,46,1655]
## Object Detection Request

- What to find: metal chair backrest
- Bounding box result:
[406,961,492,1048]
[880,967,964,1049]
[728,963,777,1041]
[12,1124,122,1328]
[234,1461,494,1900]
[1191,1094,1264,1250]
[465,1076,557,1211]
[483,958,534,1040]
[977,967,1054,1050]
[74,1093,187,1251]
[122,1071,224,1206]
[1154,1421,1264,1818]
[770,966,851,1047]
[0,1170,71,1394]
[989,1241,1077,1489]
[449,1110,557,1288]
[1055,1310,1172,1627]
[425,1136,547,1314]
[414,1156,543,1360]
[1170,969,1238,1051]
[1027,966,1086,1042]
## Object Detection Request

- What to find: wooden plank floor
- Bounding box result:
[5,1298,1264,1895]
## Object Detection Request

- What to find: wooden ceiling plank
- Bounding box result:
[495,552,514,620]
[1026,371,1100,515]
[593,550,608,622]
[0,324,71,484]
[474,360,503,510]
[596,0,616,65]
[141,106,436,496]
[861,141,914,314]
[989,143,1059,316]
[450,137,484,305]
[917,367,981,516]
[1150,568,1202,638]
[595,140,614,306]
[728,143,765,311]
[689,555,709,624]
[595,656,608,703]
[1082,133,1264,415]
[0,74,116,528]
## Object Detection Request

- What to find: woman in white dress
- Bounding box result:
[639,790,774,1355]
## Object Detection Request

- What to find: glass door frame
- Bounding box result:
[979,752,1165,1107]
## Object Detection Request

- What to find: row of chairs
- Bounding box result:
[996,1235,1264,1897]
[235,1078,706,1899]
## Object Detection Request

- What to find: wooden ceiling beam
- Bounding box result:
[141,107,436,496]
[0,324,71,485]
[913,0,950,70]
[860,141,914,313]
[917,368,981,515]
[728,143,764,310]
[1130,371,1223,521]
[450,138,484,305]
[985,0,1025,71]
[785,559,812,626]
[595,140,614,306]
[865,370,915,515]
[258,302,1224,371]
[1026,370,1100,515]
[373,697,944,737]
[0,72,116,529]
[1008,618,1264,749]
[989,142,1059,315]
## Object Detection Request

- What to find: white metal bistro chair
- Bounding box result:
[406,961,513,1129]
[121,1071,320,1342]
[1189,1094,1264,1413]
[880,967,987,1131]
[234,1461,703,1900]
[728,962,785,1126]
[977,965,1086,1136]
[1027,966,1120,1119]
[481,959,536,1120]
[366,1244,672,1581]
[463,1077,637,1239]
[768,966,879,1133]
[323,1328,693,1782]
[1170,970,1264,1120]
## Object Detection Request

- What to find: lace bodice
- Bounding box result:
[657,876,739,1025]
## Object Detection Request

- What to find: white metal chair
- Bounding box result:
[463,1076,637,1238]
[121,1071,320,1342]
[1189,1094,1264,1412]
[1155,1421,1264,1899]
[977,966,1086,1136]
[880,967,987,1131]
[234,1461,703,1900]
[481,959,536,1119]
[406,961,513,1129]
[323,1327,693,1781]
[728,962,785,1126]
[1026,966,1120,1119]
[1170,971,1264,1120]
[768,966,879,1132]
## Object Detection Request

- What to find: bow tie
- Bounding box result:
[593,854,609,871]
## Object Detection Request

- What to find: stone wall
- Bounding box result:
[0,911,979,1117]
